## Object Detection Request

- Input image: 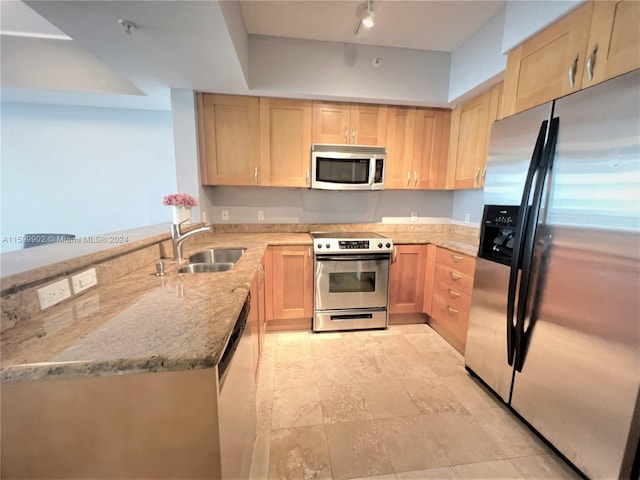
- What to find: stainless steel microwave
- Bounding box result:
[311,144,386,191]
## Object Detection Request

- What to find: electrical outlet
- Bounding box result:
[37,278,72,310]
[71,268,98,295]
[258,210,265,222]
[411,211,418,221]
[465,213,471,223]
[221,210,229,221]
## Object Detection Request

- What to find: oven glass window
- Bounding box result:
[329,271,376,293]
[317,158,370,184]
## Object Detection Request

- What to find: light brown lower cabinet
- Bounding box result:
[428,247,476,354]
[389,244,428,314]
[265,245,313,331]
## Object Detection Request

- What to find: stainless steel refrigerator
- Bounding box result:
[465,69,640,479]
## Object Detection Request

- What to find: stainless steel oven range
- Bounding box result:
[311,232,393,332]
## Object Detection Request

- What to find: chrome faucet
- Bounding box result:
[171,220,213,261]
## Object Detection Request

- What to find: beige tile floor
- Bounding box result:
[249,324,580,480]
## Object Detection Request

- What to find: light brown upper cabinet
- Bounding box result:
[448,83,502,189]
[385,107,450,190]
[198,94,260,186]
[502,0,639,117]
[259,98,312,187]
[413,108,451,189]
[582,0,640,88]
[312,102,387,145]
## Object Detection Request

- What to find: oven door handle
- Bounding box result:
[315,254,390,262]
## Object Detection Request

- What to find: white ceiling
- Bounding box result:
[240,1,505,52]
[2,0,506,109]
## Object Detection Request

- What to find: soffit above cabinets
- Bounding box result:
[239,0,505,52]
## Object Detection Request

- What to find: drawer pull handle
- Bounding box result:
[447,288,461,298]
[449,271,463,280]
[451,254,464,261]
[447,306,459,315]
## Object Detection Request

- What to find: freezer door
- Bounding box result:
[465,257,515,402]
[466,102,552,402]
[510,70,640,479]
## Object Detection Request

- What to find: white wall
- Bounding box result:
[0,102,177,252]
[249,35,451,107]
[170,89,202,222]
[202,187,453,224]
[449,9,506,104]
[451,189,484,225]
[502,1,583,53]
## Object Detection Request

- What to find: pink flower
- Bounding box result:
[163,193,197,207]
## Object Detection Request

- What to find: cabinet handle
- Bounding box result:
[306,167,310,186]
[449,271,462,280]
[352,128,356,143]
[482,166,487,180]
[474,167,480,184]
[447,288,461,298]
[586,44,598,81]
[308,247,312,259]
[447,305,459,315]
[414,171,418,187]
[568,54,578,89]
[392,246,397,264]
[406,171,411,187]
[344,128,348,143]
[254,166,259,184]
[451,254,464,262]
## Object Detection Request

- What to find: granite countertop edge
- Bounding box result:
[1,230,477,384]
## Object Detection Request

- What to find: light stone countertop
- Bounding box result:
[0,230,477,383]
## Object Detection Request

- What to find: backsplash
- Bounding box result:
[201,187,454,225]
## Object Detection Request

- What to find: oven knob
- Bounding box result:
[317,243,322,248]
[378,243,383,248]
[386,243,391,248]
[326,243,330,249]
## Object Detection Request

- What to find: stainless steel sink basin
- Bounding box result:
[189,248,245,265]
[178,263,234,274]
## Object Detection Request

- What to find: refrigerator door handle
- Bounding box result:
[514,116,560,373]
[506,119,549,366]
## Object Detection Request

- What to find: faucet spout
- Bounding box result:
[171,221,213,261]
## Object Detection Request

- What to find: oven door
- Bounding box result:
[315,254,390,311]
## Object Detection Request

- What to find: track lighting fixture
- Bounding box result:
[353,0,375,35]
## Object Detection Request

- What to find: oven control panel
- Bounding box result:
[339,240,369,249]
[313,236,393,254]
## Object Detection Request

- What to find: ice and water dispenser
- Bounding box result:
[478,205,520,266]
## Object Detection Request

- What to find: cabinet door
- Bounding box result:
[260,98,312,188]
[481,82,504,187]
[384,106,416,189]
[389,245,427,314]
[583,0,640,88]
[198,94,260,186]
[449,91,491,189]
[413,108,451,189]
[350,104,387,145]
[502,1,593,117]
[269,245,313,320]
[312,102,351,144]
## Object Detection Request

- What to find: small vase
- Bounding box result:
[172,206,191,224]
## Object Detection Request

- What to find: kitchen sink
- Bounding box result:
[188,248,245,265]
[178,263,234,274]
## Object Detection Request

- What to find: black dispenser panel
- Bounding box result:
[478,205,520,266]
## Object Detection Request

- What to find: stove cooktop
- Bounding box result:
[311,232,393,254]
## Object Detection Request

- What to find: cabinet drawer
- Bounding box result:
[435,248,476,275]
[431,287,471,347]
[434,263,474,295]
[432,282,472,312]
